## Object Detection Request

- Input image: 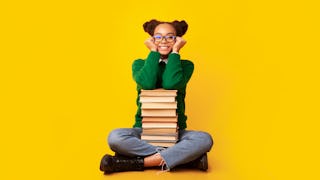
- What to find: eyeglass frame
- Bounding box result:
[152,35,177,42]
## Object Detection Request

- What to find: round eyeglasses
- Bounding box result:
[153,35,176,43]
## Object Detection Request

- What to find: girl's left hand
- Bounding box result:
[172,37,187,53]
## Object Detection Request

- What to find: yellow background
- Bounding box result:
[1,0,319,179]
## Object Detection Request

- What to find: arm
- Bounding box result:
[162,53,194,89]
[132,51,161,90]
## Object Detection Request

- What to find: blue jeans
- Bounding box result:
[107,127,214,170]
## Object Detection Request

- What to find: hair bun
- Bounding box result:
[171,20,188,36]
[143,19,188,36]
[143,19,161,36]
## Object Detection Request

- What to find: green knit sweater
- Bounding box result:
[132,51,194,130]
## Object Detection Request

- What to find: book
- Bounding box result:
[139,89,179,147]
[148,141,177,147]
[139,96,176,103]
[141,134,178,141]
[144,139,178,143]
[142,116,178,123]
[141,102,177,109]
[142,128,178,134]
[142,122,177,129]
[140,89,177,97]
[141,132,178,136]
[141,109,176,117]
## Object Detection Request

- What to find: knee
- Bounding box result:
[107,128,125,150]
[196,131,214,152]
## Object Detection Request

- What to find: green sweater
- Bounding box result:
[132,51,194,130]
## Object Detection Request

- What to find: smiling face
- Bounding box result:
[153,23,176,57]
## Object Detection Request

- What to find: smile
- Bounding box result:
[159,46,170,50]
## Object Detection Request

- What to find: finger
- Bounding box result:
[150,37,156,43]
[176,36,182,41]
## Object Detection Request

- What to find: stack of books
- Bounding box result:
[140,88,178,147]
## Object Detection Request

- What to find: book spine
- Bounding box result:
[139,89,179,147]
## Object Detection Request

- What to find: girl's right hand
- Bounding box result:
[144,37,157,52]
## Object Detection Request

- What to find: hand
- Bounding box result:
[144,37,157,52]
[172,37,186,53]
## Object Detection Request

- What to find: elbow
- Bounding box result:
[162,83,175,90]
[162,81,182,90]
[137,81,156,90]
[140,84,156,90]
[134,77,156,90]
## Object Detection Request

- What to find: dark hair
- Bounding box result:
[143,19,188,37]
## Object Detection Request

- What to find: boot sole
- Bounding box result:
[100,154,113,173]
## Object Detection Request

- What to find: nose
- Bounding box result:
[160,37,168,43]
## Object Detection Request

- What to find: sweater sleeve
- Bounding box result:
[132,51,161,90]
[162,53,194,89]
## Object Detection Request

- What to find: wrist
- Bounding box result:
[172,49,179,54]
[172,48,179,52]
[171,51,179,54]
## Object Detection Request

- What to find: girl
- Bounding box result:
[100,19,213,174]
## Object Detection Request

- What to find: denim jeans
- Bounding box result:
[107,127,214,170]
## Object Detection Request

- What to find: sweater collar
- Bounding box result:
[159,58,168,64]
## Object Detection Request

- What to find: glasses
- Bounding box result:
[153,35,176,43]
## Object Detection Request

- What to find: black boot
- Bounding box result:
[99,154,144,174]
[114,152,128,158]
[175,153,208,171]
